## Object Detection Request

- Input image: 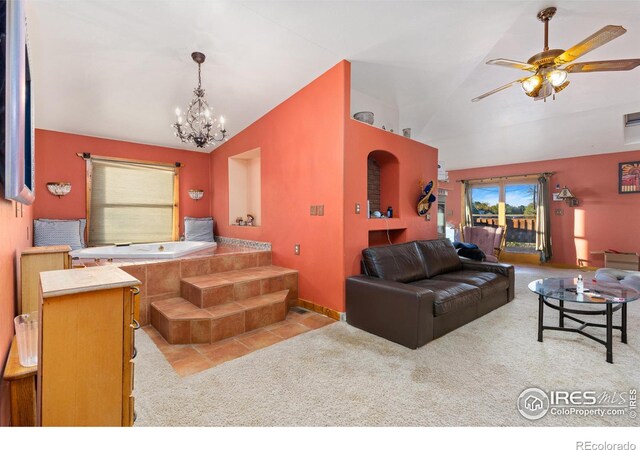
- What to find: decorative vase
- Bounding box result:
[353,111,374,125]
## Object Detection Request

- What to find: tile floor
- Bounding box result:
[143,307,336,377]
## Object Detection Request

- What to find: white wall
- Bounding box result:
[350,89,400,134]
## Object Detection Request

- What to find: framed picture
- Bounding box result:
[1,0,35,205]
[619,161,640,194]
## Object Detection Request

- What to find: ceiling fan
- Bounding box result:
[472,7,640,102]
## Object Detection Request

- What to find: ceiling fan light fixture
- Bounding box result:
[522,75,542,93]
[553,80,570,93]
[548,69,568,87]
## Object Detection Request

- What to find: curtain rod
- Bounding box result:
[75,152,183,168]
[457,172,554,183]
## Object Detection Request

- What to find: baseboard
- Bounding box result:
[499,252,539,265]
[542,262,599,271]
[295,298,342,321]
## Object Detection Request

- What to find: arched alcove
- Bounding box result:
[367,150,399,218]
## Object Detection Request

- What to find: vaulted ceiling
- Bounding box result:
[27,1,640,170]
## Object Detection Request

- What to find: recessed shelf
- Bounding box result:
[366,217,406,231]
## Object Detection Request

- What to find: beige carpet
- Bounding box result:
[135,265,640,426]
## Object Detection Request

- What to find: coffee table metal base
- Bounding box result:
[537,295,627,364]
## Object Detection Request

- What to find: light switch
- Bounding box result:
[317,205,324,216]
[310,205,317,216]
[555,209,564,216]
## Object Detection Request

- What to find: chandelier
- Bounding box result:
[173,52,226,148]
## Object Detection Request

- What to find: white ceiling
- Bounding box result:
[27,0,640,170]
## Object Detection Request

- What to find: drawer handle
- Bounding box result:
[130,286,140,296]
[132,346,137,359]
[131,319,140,330]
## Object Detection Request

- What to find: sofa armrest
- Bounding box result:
[461,260,515,301]
[346,275,435,349]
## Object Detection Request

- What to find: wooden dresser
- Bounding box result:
[37,266,140,426]
[20,245,72,314]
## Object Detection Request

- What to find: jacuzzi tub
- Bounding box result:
[70,241,217,260]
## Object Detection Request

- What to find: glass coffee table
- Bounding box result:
[528,277,639,363]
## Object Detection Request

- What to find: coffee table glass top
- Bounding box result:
[528,277,640,304]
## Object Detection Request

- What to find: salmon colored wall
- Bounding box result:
[210,61,348,312]
[34,130,211,237]
[343,120,439,276]
[440,150,640,267]
[0,199,33,426]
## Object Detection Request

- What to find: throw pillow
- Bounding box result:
[184,216,215,242]
[34,219,87,250]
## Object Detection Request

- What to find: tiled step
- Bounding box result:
[180,265,298,308]
[150,290,288,345]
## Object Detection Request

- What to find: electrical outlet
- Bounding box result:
[339,312,347,322]
[294,244,300,255]
[426,213,431,221]
[310,205,317,216]
[317,205,324,216]
[355,202,361,214]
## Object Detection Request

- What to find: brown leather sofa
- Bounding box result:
[346,239,514,349]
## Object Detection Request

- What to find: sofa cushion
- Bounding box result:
[415,239,463,278]
[362,242,427,283]
[433,270,508,298]
[410,279,480,316]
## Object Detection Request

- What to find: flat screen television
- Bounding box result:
[1,0,35,205]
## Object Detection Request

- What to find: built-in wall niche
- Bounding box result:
[368,229,407,247]
[228,148,261,226]
[367,150,399,218]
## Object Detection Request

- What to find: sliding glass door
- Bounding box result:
[470,181,538,253]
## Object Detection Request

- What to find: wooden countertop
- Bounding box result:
[22,245,72,255]
[40,265,140,298]
[3,337,37,381]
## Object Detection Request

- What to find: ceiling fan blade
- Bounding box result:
[565,59,640,73]
[555,25,627,65]
[486,58,537,71]
[471,78,528,102]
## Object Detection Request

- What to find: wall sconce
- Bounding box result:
[188,189,204,201]
[46,182,72,198]
[557,185,578,206]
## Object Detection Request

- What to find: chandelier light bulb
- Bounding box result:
[548,69,568,87]
[175,107,181,117]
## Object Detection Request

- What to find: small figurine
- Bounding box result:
[246,214,255,226]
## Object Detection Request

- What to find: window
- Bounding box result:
[470,185,499,227]
[470,181,538,253]
[504,184,537,252]
[88,158,178,245]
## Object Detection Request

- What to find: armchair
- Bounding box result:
[461,225,506,263]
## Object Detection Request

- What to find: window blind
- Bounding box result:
[89,159,177,245]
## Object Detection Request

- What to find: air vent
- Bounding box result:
[625,112,640,127]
